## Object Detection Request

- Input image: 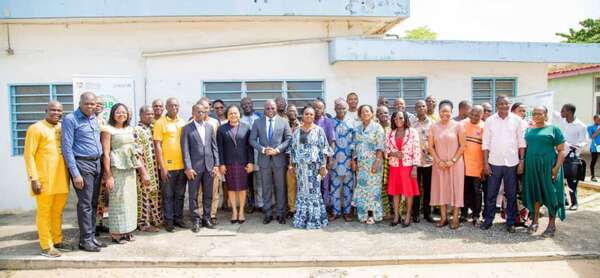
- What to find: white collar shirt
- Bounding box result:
[558,118,588,156]
[482,113,526,167]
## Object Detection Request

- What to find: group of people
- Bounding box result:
[24,90,589,258]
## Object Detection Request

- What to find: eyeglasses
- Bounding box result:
[265,107,276,110]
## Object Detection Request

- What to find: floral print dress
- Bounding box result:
[352,121,385,222]
[290,125,329,229]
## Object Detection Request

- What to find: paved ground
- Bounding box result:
[2,260,600,278]
[1,192,600,270]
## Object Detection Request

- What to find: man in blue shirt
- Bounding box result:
[61,92,106,252]
[587,114,600,182]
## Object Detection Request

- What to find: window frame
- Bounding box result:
[8,83,74,156]
[201,79,326,113]
[470,77,518,109]
[375,77,428,113]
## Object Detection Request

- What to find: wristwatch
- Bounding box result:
[451,158,457,163]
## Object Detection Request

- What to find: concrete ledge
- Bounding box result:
[1,251,599,270]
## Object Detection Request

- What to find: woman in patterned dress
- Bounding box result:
[290,106,329,229]
[133,105,162,232]
[101,103,150,243]
[352,105,385,225]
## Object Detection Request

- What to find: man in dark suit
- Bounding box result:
[181,104,220,232]
[250,100,292,224]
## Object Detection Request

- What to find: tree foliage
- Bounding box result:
[556,18,600,43]
[403,26,437,40]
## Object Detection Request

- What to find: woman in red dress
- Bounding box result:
[385,111,421,227]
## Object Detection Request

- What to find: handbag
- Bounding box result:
[563,149,586,181]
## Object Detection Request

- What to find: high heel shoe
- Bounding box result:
[401,218,411,228]
[230,219,238,224]
[238,218,246,224]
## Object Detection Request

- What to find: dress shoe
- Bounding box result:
[424,215,435,223]
[263,216,273,224]
[78,242,100,252]
[412,215,420,223]
[174,221,189,229]
[165,224,176,233]
[92,238,107,248]
[277,216,286,225]
[210,218,219,226]
[247,206,255,214]
[191,223,201,233]
[202,219,215,229]
[480,223,493,230]
[506,225,516,233]
[459,216,467,223]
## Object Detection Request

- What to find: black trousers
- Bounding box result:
[591,152,599,177]
[161,170,187,224]
[462,176,483,219]
[188,168,214,223]
[566,178,579,206]
[413,166,432,217]
[73,159,101,244]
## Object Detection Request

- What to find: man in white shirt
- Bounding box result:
[480,96,526,233]
[559,103,588,210]
[196,99,222,225]
[344,92,360,128]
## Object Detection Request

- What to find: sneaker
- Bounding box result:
[40,248,62,258]
[591,177,598,182]
[53,242,74,252]
[569,204,578,211]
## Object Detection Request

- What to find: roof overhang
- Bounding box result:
[0,0,409,21]
[548,65,600,79]
[329,38,600,64]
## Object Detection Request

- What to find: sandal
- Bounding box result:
[436,220,448,228]
[366,217,375,225]
[140,225,160,233]
[125,234,135,242]
[111,235,127,244]
[450,221,460,230]
[527,223,539,234]
[542,227,556,238]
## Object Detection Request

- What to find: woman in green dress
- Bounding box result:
[102,103,150,244]
[523,105,567,238]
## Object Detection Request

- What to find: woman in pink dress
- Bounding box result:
[428,100,466,229]
[386,111,421,227]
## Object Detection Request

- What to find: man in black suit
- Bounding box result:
[181,104,220,232]
[250,100,292,225]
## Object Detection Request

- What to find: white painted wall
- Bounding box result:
[0,21,548,210]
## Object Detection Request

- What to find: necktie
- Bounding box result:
[268,118,273,144]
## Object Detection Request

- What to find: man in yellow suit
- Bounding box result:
[24,101,71,257]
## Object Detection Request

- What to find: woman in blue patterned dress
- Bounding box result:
[352,105,385,224]
[290,106,329,229]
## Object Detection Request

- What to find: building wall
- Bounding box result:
[0,22,548,210]
[549,74,595,125]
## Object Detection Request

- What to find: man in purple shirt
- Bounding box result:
[313,99,336,213]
